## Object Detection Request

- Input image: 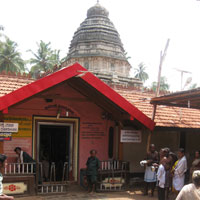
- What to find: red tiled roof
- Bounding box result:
[114,88,200,129]
[0,64,155,131]
[1,70,200,129]
[0,74,34,97]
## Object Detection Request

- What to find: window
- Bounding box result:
[108,127,114,158]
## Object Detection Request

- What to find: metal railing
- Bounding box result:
[62,162,69,182]
[98,160,129,192]
[37,162,69,194]
[4,162,36,175]
[100,160,129,171]
[37,183,67,194]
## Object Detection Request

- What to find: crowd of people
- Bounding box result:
[141,144,200,200]
[0,145,199,199]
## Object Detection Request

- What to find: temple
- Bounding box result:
[62,2,142,87]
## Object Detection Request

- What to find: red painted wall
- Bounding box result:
[3,81,115,175]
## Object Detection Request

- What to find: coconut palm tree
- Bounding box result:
[134,62,149,82]
[29,40,61,78]
[0,38,25,73]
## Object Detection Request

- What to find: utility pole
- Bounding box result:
[146,38,170,152]
[156,38,170,97]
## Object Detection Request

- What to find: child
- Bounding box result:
[157,149,167,200]
[0,154,14,200]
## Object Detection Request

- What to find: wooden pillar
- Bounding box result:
[118,126,123,160]
[0,142,3,154]
[0,112,4,153]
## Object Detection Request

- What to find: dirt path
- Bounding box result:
[15,189,157,200]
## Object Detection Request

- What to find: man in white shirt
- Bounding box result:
[157,163,166,200]
[176,170,200,200]
[157,149,167,200]
[172,148,187,192]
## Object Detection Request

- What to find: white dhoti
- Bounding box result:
[144,166,156,182]
[173,156,187,191]
[173,174,185,191]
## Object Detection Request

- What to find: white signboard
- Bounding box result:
[120,130,142,143]
[0,122,18,132]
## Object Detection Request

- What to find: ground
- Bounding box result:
[15,185,158,200]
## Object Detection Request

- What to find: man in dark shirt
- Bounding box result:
[14,147,36,173]
[86,149,100,193]
[14,147,35,163]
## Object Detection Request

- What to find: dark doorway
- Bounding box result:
[39,124,70,181]
[179,131,186,150]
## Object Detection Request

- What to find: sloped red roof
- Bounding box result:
[0,63,155,131]
[114,88,200,129]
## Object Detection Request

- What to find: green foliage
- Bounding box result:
[28,41,61,78]
[0,37,25,73]
[134,62,149,83]
[151,76,170,92]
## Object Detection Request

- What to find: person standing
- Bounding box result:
[86,150,100,193]
[165,152,178,200]
[0,154,14,200]
[176,170,200,200]
[14,147,36,173]
[157,150,167,200]
[144,144,159,196]
[14,147,35,164]
[190,151,200,182]
[172,148,187,194]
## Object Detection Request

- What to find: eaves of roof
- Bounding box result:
[0,63,155,131]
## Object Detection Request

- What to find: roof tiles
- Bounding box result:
[0,64,155,130]
[0,75,34,97]
[1,73,200,129]
[114,88,200,129]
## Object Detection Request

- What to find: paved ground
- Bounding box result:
[15,185,158,200]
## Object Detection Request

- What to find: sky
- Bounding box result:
[1,0,200,91]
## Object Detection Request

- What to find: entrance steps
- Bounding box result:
[37,182,68,194]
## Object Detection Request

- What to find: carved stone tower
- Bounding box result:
[62,2,142,87]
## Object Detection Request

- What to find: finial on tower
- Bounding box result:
[97,0,100,3]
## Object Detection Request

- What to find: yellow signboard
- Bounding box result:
[4,116,32,137]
